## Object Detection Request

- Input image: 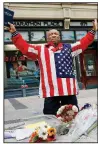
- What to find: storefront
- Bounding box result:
[69,20,98,89]
[4,20,64,90]
[4,20,98,91]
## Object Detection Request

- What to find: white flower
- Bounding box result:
[67,110,74,116]
[57,116,63,121]
[57,105,66,115]
[58,106,64,113]
[40,123,50,130]
[60,105,65,111]
[72,105,78,112]
[57,110,61,115]
[57,109,61,115]
[38,127,48,140]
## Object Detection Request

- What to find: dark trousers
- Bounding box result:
[43,95,79,115]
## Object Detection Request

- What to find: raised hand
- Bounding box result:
[7,22,16,33]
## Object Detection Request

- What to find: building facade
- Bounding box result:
[4,3,98,94]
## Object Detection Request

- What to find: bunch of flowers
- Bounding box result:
[29,123,56,143]
[56,104,78,123]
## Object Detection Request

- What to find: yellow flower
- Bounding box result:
[47,127,56,137]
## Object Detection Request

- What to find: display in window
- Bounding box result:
[5,51,40,89]
[4,32,11,42]
[84,54,96,76]
[61,31,75,41]
[4,56,26,62]
[76,31,87,40]
[11,61,39,78]
[6,60,40,89]
[31,31,45,41]
[19,31,29,41]
[4,51,26,62]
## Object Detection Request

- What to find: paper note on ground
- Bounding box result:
[25,121,48,129]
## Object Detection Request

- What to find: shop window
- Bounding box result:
[84,54,96,76]
[61,31,75,41]
[19,31,29,41]
[31,31,45,41]
[4,32,11,42]
[5,51,40,89]
[76,31,87,40]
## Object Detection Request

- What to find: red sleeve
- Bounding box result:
[12,33,40,61]
[71,30,95,53]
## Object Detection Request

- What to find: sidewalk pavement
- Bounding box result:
[4,89,97,122]
[4,89,97,143]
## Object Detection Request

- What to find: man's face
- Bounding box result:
[47,29,60,44]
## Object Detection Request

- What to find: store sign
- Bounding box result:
[4,56,26,62]
[13,20,92,28]
[70,21,93,27]
[13,20,64,28]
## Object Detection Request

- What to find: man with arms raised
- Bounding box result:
[8,19,97,115]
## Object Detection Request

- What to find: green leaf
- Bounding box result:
[32,135,39,142]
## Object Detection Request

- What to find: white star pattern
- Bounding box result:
[60,72,62,75]
[54,46,74,78]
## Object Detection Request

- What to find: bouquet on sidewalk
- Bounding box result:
[55,104,78,135]
[56,104,78,123]
[29,123,56,143]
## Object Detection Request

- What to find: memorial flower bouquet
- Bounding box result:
[29,123,56,143]
[56,104,78,123]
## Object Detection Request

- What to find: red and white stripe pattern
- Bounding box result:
[12,30,95,98]
[71,41,82,57]
[38,45,78,98]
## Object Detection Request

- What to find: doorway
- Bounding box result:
[80,49,98,89]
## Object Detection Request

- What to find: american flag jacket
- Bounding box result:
[12,30,95,98]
